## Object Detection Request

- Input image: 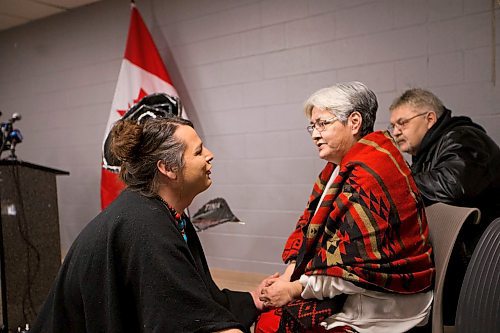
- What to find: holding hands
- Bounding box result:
[251,272,279,310]
[257,262,302,308]
[259,278,303,308]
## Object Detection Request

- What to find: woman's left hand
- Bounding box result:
[251,272,280,311]
[259,280,303,308]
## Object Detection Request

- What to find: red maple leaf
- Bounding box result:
[115,88,149,117]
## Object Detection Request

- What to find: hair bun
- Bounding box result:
[109,120,143,163]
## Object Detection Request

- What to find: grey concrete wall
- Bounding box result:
[0,0,498,274]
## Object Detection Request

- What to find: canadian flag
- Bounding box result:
[100,3,181,209]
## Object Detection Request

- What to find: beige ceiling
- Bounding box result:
[0,0,102,32]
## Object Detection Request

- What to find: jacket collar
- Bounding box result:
[412,107,483,164]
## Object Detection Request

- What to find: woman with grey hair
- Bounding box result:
[256,82,434,333]
[33,100,265,333]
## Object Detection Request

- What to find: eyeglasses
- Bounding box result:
[387,112,428,134]
[306,116,338,134]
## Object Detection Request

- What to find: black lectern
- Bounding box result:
[0,160,68,330]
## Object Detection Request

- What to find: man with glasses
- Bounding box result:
[389,88,500,325]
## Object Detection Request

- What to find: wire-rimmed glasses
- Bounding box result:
[387,112,428,134]
[306,116,338,135]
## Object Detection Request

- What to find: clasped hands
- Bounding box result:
[252,273,303,309]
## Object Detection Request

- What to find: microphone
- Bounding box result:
[9,113,21,123]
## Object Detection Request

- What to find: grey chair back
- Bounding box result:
[424,203,480,333]
[455,217,500,333]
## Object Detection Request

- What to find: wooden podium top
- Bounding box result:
[0,159,69,175]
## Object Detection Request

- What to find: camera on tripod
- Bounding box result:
[0,112,23,160]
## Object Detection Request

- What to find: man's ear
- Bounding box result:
[157,160,177,180]
[426,111,438,129]
[349,112,362,136]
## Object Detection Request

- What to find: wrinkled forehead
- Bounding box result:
[390,103,421,119]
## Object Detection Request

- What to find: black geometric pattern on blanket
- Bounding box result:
[278,294,347,333]
[191,197,241,231]
[278,295,347,333]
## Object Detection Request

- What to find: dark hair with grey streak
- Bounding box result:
[110,116,193,197]
[390,88,445,118]
[304,81,378,138]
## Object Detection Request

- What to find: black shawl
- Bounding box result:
[32,190,257,332]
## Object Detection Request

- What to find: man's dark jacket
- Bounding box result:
[411,108,500,325]
[412,108,500,224]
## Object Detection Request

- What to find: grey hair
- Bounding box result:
[111,117,193,197]
[390,88,445,118]
[304,81,378,138]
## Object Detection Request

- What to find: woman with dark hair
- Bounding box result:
[256,82,434,333]
[33,112,263,332]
